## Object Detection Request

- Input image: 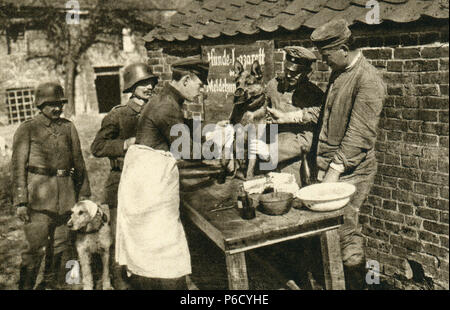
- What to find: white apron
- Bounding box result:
[116,144,191,279]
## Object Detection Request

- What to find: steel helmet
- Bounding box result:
[34,82,68,107]
[122,63,158,93]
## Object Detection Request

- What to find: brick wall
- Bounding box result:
[148,25,449,289]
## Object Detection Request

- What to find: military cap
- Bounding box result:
[284,46,317,72]
[34,82,68,107]
[172,55,210,85]
[310,19,352,50]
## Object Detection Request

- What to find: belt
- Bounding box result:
[28,166,72,177]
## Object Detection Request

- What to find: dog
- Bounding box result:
[222,59,270,179]
[67,200,113,290]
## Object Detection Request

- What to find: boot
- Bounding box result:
[344,263,367,290]
[18,266,39,290]
[111,263,129,290]
[36,252,63,290]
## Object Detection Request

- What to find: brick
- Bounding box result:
[152,65,164,73]
[384,96,395,107]
[404,60,439,72]
[423,243,448,259]
[374,175,383,186]
[360,204,373,215]
[381,176,397,188]
[391,234,422,251]
[440,137,449,148]
[387,131,402,141]
[422,123,448,135]
[371,60,387,69]
[384,154,400,165]
[371,185,392,199]
[362,225,390,241]
[401,156,419,168]
[413,85,440,97]
[392,245,407,256]
[441,211,449,224]
[416,207,440,221]
[422,147,448,159]
[440,58,449,71]
[419,32,441,45]
[387,85,403,96]
[408,121,423,132]
[420,72,449,84]
[380,166,422,182]
[395,96,418,108]
[441,85,449,96]
[419,231,440,244]
[399,225,417,239]
[404,132,438,146]
[414,183,439,196]
[421,45,449,58]
[379,119,408,131]
[398,203,414,215]
[384,107,402,119]
[384,35,401,46]
[405,216,422,228]
[419,159,438,172]
[373,207,404,223]
[368,195,382,207]
[422,172,449,186]
[425,197,449,211]
[439,186,449,199]
[440,236,449,249]
[147,50,163,58]
[394,47,421,59]
[382,72,420,84]
[398,179,413,191]
[402,109,439,122]
[370,217,385,229]
[147,58,161,65]
[439,111,449,123]
[385,221,401,234]
[376,152,385,163]
[387,61,403,72]
[401,144,423,156]
[383,200,398,211]
[423,220,449,235]
[359,214,369,225]
[438,159,449,173]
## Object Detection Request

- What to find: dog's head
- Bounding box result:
[67,200,108,231]
[233,60,265,106]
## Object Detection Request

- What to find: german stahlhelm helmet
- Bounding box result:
[34,82,68,107]
[122,63,158,93]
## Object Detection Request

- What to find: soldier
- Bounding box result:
[266,46,324,185]
[12,82,91,290]
[116,56,209,290]
[309,19,386,289]
[90,62,158,289]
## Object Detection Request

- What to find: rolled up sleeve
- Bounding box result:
[333,74,385,170]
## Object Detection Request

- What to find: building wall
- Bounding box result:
[148,20,449,289]
[0,28,148,125]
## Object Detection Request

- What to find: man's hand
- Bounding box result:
[249,139,270,161]
[322,167,341,183]
[17,205,30,223]
[124,137,136,151]
[267,107,303,124]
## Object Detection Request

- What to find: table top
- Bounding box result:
[181,177,344,253]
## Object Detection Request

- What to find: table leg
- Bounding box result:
[320,229,346,290]
[225,252,249,290]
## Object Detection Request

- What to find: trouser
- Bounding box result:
[20,210,70,289]
[109,207,129,290]
[128,274,187,290]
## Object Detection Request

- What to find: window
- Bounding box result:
[5,87,37,124]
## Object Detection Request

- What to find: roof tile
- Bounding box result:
[145,0,448,43]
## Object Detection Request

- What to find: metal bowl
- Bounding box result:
[297,182,356,212]
[258,192,293,216]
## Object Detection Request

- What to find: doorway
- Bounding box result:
[94,66,122,113]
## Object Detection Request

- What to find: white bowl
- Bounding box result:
[297,182,356,212]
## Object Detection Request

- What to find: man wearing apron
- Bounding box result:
[116,56,209,289]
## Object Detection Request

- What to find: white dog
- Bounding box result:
[67,200,113,290]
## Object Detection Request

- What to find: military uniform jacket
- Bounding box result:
[316,54,386,177]
[266,77,324,148]
[90,98,145,208]
[11,114,91,214]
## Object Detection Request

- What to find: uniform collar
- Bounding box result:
[166,84,185,105]
[35,113,55,127]
[345,50,362,71]
[128,97,146,113]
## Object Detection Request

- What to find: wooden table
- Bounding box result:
[180,178,346,290]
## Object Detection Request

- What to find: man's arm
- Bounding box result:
[70,123,91,200]
[11,124,30,206]
[90,111,126,158]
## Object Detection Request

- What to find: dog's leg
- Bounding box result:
[79,250,94,290]
[101,249,113,290]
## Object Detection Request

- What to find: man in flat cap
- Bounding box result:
[310,19,386,289]
[115,55,209,290]
[91,62,158,289]
[265,46,324,185]
[12,82,91,289]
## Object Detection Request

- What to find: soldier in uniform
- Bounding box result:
[90,62,158,289]
[265,46,324,185]
[12,82,91,290]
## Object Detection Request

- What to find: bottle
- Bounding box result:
[239,185,255,220]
